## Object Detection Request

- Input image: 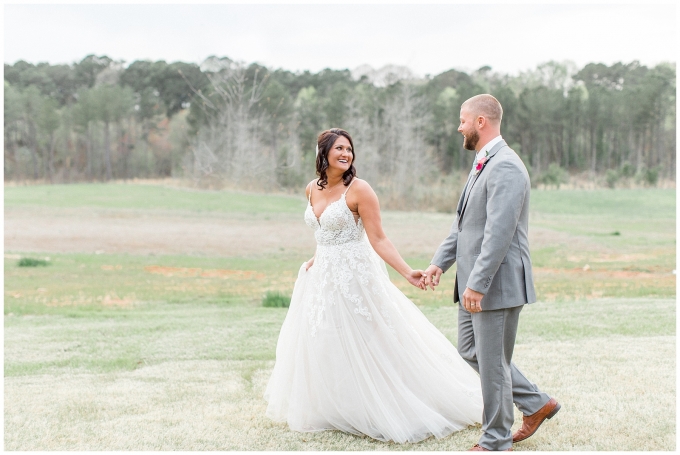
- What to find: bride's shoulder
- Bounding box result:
[351,178,373,191]
[348,178,377,200]
[305,178,318,198]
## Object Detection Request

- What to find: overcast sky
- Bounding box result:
[4,2,678,76]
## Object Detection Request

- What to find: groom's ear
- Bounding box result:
[476,115,486,129]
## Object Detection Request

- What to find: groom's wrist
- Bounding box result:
[430,262,446,273]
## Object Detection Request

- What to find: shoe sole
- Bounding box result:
[513,402,561,443]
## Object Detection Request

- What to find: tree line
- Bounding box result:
[4,55,675,205]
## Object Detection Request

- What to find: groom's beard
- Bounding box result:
[463,130,480,151]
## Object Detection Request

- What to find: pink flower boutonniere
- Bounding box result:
[474,152,489,175]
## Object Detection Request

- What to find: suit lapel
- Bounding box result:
[456,166,475,216]
[458,140,508,223]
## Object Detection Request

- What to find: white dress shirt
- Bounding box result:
[476,135,503,163]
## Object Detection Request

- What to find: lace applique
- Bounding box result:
[305,194,364,246]
[303,194,375,336]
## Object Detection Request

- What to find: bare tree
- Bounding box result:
[377,83,436,200]
[343,82,436,208]
[189,62,274,188]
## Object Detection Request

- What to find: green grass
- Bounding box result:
[4,298,674,377]
[4,303,284,378]
[530,188,675,254]
[18,257,50,267]
[4,253,302,316]
[4,183,676,450]
[7,183,673,215]
[261,291,291,308]
[530,188,674,217]
[4,182,306,214]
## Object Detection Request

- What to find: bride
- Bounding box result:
[264,128,483,443]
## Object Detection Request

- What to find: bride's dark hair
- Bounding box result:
[316,128,356,190]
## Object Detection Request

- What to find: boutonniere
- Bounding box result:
[474,151,489,175]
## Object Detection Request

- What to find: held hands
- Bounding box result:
[421,264,444,291]
[406,269,427,290]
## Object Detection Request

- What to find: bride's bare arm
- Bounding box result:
[350,180,424,288]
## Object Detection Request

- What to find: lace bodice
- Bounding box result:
[305,187,365,246]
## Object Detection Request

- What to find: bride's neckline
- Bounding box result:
[308,194,361,227]
[309,193,347,222]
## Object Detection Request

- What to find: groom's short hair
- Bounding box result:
[462,94,503,125]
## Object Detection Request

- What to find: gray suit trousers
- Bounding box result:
[457,304,550,450]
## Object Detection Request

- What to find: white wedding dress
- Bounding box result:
[264,181,483,443]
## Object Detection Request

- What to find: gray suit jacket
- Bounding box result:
[431,140,536,311]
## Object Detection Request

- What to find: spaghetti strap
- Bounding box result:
[307,179,317,204]
[343,178,356,195]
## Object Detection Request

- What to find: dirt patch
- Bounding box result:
[4,207,316,257]
[5,207,462,258]
[44,293,136,308]
[4,206,607,260]
[144,266,264,279]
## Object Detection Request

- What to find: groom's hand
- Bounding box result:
[423,264,444,291]
[462,287,484,313]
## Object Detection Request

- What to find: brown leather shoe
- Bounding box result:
[512,397,561,443]
[468,444,512,451]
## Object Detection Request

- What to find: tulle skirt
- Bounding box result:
[264,238,483,443]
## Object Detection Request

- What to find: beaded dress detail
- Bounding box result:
[264,179,483,443]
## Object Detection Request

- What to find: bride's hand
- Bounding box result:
[305,257,315,271]
[406,269,427,290]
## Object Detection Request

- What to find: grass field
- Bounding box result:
[4,182,676,450]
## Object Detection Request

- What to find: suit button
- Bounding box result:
[458,228,462,232]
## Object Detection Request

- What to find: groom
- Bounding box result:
[423,94,560,451]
